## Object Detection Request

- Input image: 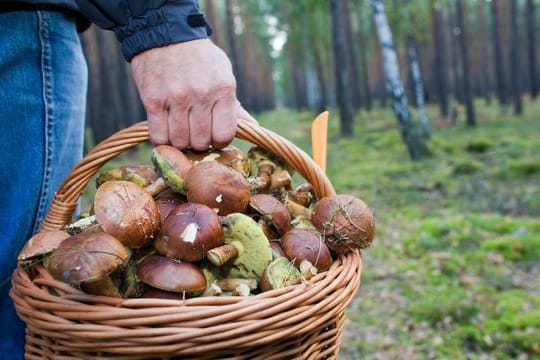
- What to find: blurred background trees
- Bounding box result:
[81,0,538,159]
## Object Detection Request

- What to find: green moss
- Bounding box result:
[482,234,540,261]
[453,159,484,175]
[465,138,494,153]
[507,157,540,177]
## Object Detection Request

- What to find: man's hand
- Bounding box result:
[131,39,247,150]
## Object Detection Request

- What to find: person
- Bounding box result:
[0,1,254,357]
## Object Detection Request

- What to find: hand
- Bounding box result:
[131,39,247,150]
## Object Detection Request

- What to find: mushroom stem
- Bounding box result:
[250,160,275,192]
[232,283,251,296]
[299,259,318,280]
[215,278,258,292]
[201,283,223,297]
[144,177,168,197]
[285,199,312,218]
[207,244,239,266]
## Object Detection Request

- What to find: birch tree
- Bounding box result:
[371,0,429,160]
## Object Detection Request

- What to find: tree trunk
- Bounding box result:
[490,0,508,106]
[225,0,247,104]
[331,0,354,137]
[509,0,523,115]
[356,0,372,112]
[456,0,476,126]
[204,0,225,50]
[343,0,362,109]
[430,1,450,118]
[527,0,538,98]
[371,0,430,160]
[312,46,328,113]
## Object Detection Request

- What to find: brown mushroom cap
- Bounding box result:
[155,189,187,223]
[94,180,160,248]
[136,254,206,296]
[45,231,129,285]
[184,162,250,216]
[18,230,70,263]
[311,194,376,253]
[281,228,333,272]
[185,145,249,177]
[155,202,223,262]
[249,194,292,234]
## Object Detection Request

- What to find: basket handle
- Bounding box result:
[40,118,336,231]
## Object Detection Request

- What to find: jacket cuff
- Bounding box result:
[114,3,211,62]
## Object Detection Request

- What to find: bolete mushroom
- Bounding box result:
[260,257,303,292]
[185,145,249,177]
[280,228,333,273]
[311,194,376,253]
[136,254,206,297]
[154,202,223,262]
[206,213,272,279]
[94,180,160,248]
[154,188,187,223]
[184,162,250,216]
[18,230,70,266]
[96,165,158,189]
[44,231,129,286]
[248,194,291,235]
[151,145,193,194]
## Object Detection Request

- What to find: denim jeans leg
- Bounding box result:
[0,10,87,358]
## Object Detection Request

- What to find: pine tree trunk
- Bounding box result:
[204,0,225,49]
[343,0,362,109]
[356,1,373,112]
[430,1,450,118]
[456,0,476,126]
[490,0,508,106]
[448,5,462,105]
[510,0,523,115]
[331,0,354,137]
[527,0,538,98]
[225,0,247,104]
[371,0,430,160]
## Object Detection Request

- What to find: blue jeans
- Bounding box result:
[0,10,87,358]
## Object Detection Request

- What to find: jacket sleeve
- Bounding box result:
[75,0,212,61]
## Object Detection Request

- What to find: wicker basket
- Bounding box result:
[10,119,363,359]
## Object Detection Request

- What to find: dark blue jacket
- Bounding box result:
[0,0,211,61]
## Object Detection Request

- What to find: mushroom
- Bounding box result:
[44,231,129,286]
[154,189,187,223]
[260,257,303,292]
[184,162,251,216]
[287,183,315,208]
[281,228,333,272]
[311,194,376,253]
[248,194,292,235]
[269,240,286,259]
[136,254,206,297]
[96,165,158,189]
[206,213,272,279]
[94,180,160,248]
[18,230,70,266]
[247,146,294,193]
[154,202,223,262]
[185,145,249,177]
[151,145,193,194]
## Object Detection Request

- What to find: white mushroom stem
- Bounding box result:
[207,244,239,266]
[232,283,251,296]
[299,259,318,280]
[201,283,223,297]
[216,278,258,292]
[144,177,168,197]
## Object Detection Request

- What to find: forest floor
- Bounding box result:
[83,98,540,359]
[255,100,540,360]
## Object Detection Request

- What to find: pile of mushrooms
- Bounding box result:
[19,144,375,299]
